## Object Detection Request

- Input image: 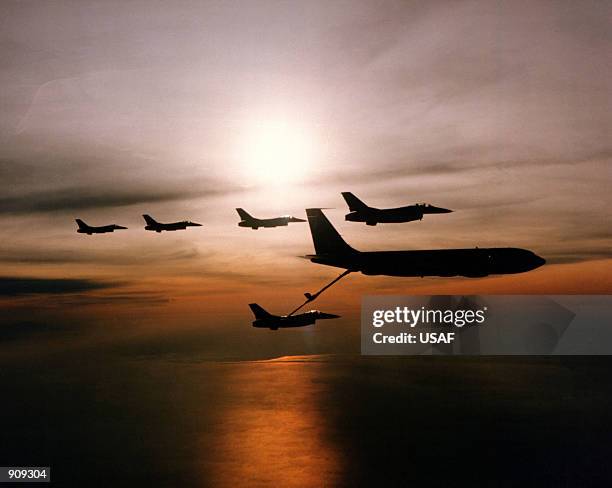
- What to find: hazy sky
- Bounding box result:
[1,0,611,355]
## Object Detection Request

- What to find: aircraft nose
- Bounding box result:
[190,222,203,226]
[290,217,307,222]
[317,312,341,320]
[533,255,546,268]
[431,206,453,213]
[424,205,452,213]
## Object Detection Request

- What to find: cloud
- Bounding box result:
[329,146,612,187]
[0,246,203,266]
[0,187,201,215]
[0,277,171,311]
[0,276,116,297]
[51,292,170,307]
[0,141,243,216]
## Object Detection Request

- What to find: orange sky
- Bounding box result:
[1,1,610,351]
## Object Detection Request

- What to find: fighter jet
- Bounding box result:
[143,214,202,233]
[76,219,127,235]
[304,208,545,278]
[249,303,340,330]
[236,208,306,230]
[342,192,452,225]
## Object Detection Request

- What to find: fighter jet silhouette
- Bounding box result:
[342,192,452,225]
[305,208,545,278]
[143,214,202,233]
[76,219,127,235]
[248,303,339,330]
[236,208,306,230]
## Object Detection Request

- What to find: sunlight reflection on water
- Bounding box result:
[204,358,343,487]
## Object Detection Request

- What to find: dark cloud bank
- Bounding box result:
[0,276,114,297]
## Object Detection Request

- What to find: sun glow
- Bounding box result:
[239,120,316,186]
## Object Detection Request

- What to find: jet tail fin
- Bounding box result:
[236,208,253,221]
[142,214,158,225]
[249,303,273,319]
[306,209,357,255]
[341,192,369,212]
[75,219,88,230]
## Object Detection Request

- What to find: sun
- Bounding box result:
[240,120,315,186]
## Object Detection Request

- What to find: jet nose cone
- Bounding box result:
[318,312,341,320]
[290,217,307,222]
[427,206,453,214]
[534,255,546,268]
[190,222,203,227]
